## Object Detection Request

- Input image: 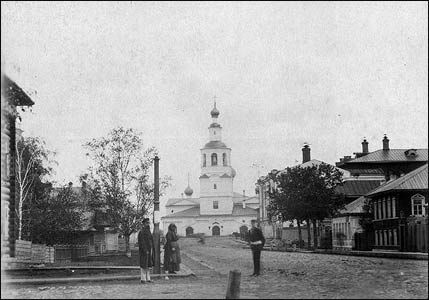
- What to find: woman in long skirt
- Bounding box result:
[163,223,181,279]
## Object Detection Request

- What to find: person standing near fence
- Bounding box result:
[163,223,181,280]
[248,219,265,277]
[138,218,154,283]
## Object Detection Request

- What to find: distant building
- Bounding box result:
[161,103,259,236]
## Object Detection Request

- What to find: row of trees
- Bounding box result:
[15,127,170,251]
[266,163,346,249]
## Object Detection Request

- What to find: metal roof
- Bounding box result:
[343,149,428,164]
[162,204,258,219]
[166,193,259,207]
[165,197,199,206]
[336,180,384,197]
[367,164,428,196]
[202,141,229,149]
[339,196,367,214]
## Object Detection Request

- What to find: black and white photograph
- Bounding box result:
[1,1,428,299]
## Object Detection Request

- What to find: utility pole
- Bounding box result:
[153,156,160,274]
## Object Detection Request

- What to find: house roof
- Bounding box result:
[4,75,35,106]
[347,168,385,175]
[335,180,384,197]
[339,196,367,214]
[367,164,428,196]
[343,149,428,164]
[162,204,258,219]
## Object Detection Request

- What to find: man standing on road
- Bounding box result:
[248,219,265,276]
[138,218,154,283]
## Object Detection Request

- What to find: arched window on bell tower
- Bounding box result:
[203,154,206,167]
[222,153,227,166]
[211,153,217,166]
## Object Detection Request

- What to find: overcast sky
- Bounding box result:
[2,1,428,216]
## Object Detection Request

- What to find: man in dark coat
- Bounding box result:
[138,218,154,283]
[248,219,265,276]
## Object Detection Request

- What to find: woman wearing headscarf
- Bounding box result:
[163,223,181,279]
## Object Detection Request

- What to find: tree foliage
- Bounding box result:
[81,127,171,251]
[30,183,84,245]
[268,163,345,222]
[15,136,56,240]
[267,163,346,248]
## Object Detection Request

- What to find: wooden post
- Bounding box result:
[153,156,161,274]
[226,269,241,299]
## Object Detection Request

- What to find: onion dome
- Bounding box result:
[184,185,193,196]
[231,168,236,178]
[211,103,220,118]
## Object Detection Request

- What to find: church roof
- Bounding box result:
[203,141,229,149]
[220,173,231,178]
[209,123,221,128]
[161,204,258,219]
[165,197,199,207]
[232,193,259,204]
[199,174,209,179]
[232,205,259,216]
[162,206,201,218]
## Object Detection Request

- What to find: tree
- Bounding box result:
[268,163,345,249]
[30,183,84,245]
[15,136,55,240]
[82,127,170,255]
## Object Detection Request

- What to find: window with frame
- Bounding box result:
[213,201,219,209]
[214,184,217,189]
[411,194,426,216]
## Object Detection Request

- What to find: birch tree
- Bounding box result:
[82,127,170,255]
[15,137,54,240]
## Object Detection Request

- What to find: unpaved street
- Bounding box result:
[2,237,428,299]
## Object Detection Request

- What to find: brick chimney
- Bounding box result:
[302,144,311,163]
[382,135,390,151]
[362,138,369,153]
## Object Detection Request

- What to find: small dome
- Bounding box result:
[211,106,219,118]
[231,168,236,178]
[184,185,193,196]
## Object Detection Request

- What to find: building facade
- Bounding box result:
[1,73,34,269]
[336,136,428,252]
[161,103,259,236]
[367,164,428,252]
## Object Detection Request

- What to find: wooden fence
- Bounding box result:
[15,240,54,264]
[54,244,89,262]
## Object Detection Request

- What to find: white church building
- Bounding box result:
[161,103,259,237]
